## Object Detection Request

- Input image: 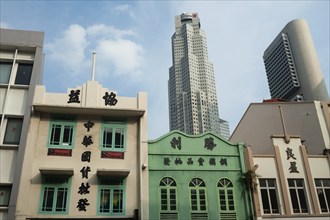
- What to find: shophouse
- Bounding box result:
[231,100,330,219]
[148,130,253,220]
[13,80,148,220]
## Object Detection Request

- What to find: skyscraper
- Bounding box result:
[263,19,329,101]
[168,13,227,137]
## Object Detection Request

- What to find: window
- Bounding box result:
[218,178,235,211]
[48,117,76,149]
[288,179,308,213]
[259,179,280,214]
[98,178,125,215]
[315,179,330,213]
[159,177,177,212]
[101,122,126,151]
[40,176,70,213]
[4,118,23,145]
[189,178,207,212]
[0,62,12,84]
[15,63,33,85]
[0,185,11,206]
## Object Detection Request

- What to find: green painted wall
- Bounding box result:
[148,130,252,220]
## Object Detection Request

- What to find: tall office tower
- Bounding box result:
[168,13,226,136]
[0,28,44,219]
[263,19,329,101]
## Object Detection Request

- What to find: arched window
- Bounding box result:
[189,178,207,212]
[159,177,177,212]
[218,178,235,214]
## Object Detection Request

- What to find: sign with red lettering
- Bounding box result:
[48,148,72,157]
[101,151,124,159]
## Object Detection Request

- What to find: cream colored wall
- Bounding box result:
[15,81,148,219]
[309,157,330,178]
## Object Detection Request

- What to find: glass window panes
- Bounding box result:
[99,178,125,214]
[15,63,33,85]
[189,178,207,212]
[0,62,12,84]
[259,179,279,214]
[4,118,23,145]
[101,123,126,151]
[218,178,236,212]
[159,177,177,212]
[288,179,308,213]
[48,120,75,148]
[0,185,11,206]
[40,177,70,213]
[315,179,330,213]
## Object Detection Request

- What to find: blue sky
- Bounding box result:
[1,1,329,139]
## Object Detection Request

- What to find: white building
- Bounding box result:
[168,13,229,137]
[0,28,44,219]
[13,81,149,220]
[263,19,329,101]
[231,100,330,219]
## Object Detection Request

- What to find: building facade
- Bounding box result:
[0,28,44,219]
[263,19,329,101]
[13,81,149,220]
[231,100,330,219]
[168,13,228,137]
[148,130,253,220]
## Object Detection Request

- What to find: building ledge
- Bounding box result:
[33,104,145,118]
[39,168,74,176]
[97,169,130,177]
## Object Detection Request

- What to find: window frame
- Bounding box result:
[217,178,235,212]
[259,178,280,215]
[159,177,178,213]
[0,62,13,84]
[100,121,127,152]
[97,177,126,215]
[0,185,12,207]
[189,178,208,213]
[287,179,309,214]
[39,176,71,214]
[3,117,23,145]
[14,63,33,85]
[47,117,76,149]
[314,178,330,213]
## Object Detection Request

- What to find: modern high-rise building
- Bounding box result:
[263,19,329,101]
[168,13,228,137]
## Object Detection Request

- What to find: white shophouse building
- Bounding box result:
[13,81,148,220]
[231,100,330,219]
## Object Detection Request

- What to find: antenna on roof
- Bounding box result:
[91,52,96,81]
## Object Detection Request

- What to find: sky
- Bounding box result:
[1,0,329,140]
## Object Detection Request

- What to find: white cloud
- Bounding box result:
[46,24,89,75]
[112,4,136,19]
[96,38,144,79]
[0,22,10,28]
[45,23,144,82]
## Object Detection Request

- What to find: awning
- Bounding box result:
[39,168,74,176]
[96,169,130,177]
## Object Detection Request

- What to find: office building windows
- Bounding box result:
[98,178,125,215]
[40,176,70,213]
[288,179,308,213]
[315,179,330,213]
[3,118,23,145]
[101,122,126,151]
[259,179,280,214]
[0,185,11,206]
[15,63,33,85]
[0,62,12,84]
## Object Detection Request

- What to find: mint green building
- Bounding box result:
[148,131,253,220]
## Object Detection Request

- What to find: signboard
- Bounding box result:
[101,151,124,159]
